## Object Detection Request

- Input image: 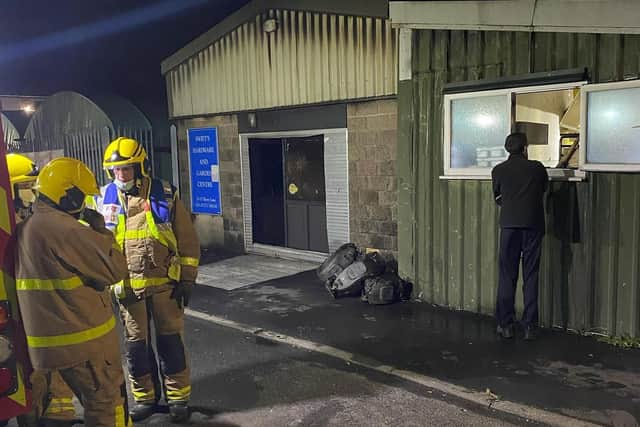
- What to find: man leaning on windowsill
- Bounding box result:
[491,132,549,341]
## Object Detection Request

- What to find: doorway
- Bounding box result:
[249,138,285,246]
[248,135,329,253]
[241,128,349,262]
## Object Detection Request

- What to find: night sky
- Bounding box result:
[1,0,250,124]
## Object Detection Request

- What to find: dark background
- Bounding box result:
[0,0,250,144]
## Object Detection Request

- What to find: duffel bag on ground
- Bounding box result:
[317,243,360,285]
[328,252,386,298]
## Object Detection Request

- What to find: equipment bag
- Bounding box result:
[316,243,360,285]
[328,252,386,298]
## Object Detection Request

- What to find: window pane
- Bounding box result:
[587,88,640,164]
[451,95,509,168]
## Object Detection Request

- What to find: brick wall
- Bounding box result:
[347,99,398,253]
[175,115,244,252]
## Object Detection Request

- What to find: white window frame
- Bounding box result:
[580,79,640,172]
[442,81,587,180]
[443,88,512,178]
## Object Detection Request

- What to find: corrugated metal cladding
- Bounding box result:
[166,9,397,118]
[24,92,154,185]
[398,30,640,337]
[2,113,20,151]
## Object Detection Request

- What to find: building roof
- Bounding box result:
[390,0,640,34]
[161,0,388,74]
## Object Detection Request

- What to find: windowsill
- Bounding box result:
[547,168,586,181]
[439,168,587,181]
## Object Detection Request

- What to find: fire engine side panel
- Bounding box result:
[0,106,31,420]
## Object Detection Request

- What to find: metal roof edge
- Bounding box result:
[389,0,640,35]
[161,0,388,74]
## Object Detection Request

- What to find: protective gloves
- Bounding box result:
[170,281,194,309]
[81,208,106,231]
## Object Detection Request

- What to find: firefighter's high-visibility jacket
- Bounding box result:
[14,201,128,369]
[101,177,200,297]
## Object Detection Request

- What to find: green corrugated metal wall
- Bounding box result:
[398,30,640,337]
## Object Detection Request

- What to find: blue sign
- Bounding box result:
[188,127,221,215]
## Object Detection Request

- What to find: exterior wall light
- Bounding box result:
[248,112,257,128]
[263,18,278,33]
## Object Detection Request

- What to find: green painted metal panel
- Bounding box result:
[398,29,640,337]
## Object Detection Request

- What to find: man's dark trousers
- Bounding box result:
[496,227,543,328]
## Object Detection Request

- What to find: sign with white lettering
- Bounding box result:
[188,127,221,215]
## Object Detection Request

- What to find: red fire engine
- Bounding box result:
[0,105,32,424]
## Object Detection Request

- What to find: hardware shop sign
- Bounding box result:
[188,127,221,215]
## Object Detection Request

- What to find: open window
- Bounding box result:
[580,80,640,172]
[442,70,587,180]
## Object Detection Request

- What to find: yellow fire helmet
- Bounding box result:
[6,153,38,198]
[35,157,100,214]
[103,137,150,179]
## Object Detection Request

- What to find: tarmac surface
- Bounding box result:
[137,318,525,426]
[7,251,640,426]
[186,253,640,426]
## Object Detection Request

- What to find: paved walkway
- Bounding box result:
[197,253,319,291]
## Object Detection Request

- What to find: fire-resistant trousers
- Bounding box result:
[31,357,130,427]
[41,372,76,422]
[118,287,190,404]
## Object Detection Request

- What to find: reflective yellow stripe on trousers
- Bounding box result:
[27,316,116,348]
[166,385,191,402]
[130,385,156,402]
[115,404,128,427]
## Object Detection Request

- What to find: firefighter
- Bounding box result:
[7,153,78,426]
[6,153,38,221]
[100,137,200,423]
[14,157,131,427]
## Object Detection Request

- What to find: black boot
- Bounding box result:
[496,323,514,339]
[169,402,190,423]
[130,402,156,422]
[523,325,537,341]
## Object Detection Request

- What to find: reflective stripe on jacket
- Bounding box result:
[14,201,128,369]
[101,178,200,296]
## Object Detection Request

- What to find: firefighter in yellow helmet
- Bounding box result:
[100,137,200,423]
[14,157,131,427]
[7,154,80,426]
[6,153,38,221]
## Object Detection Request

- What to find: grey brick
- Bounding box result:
[359,190,378,205]
[378,100,398,115]
[348,116,368,130]
[378,190,397,206]
[376,161,396,176]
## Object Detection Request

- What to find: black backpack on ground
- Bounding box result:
[316,243,360,285]
[361,273,413,305]
[328,252,386,298]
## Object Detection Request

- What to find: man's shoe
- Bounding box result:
[169,402,190,423]
[130,402,156,422]
[496,324,514,339]
[523,325,537,341]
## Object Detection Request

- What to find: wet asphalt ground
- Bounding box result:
[136,316,526,426]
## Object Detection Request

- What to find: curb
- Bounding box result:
[185,308,602,427]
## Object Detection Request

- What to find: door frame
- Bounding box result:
[239,128,349,263]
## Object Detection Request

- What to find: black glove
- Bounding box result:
[170,281,194,309]
[81,208,106,230]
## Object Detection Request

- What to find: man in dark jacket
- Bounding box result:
[491,133,548,340]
